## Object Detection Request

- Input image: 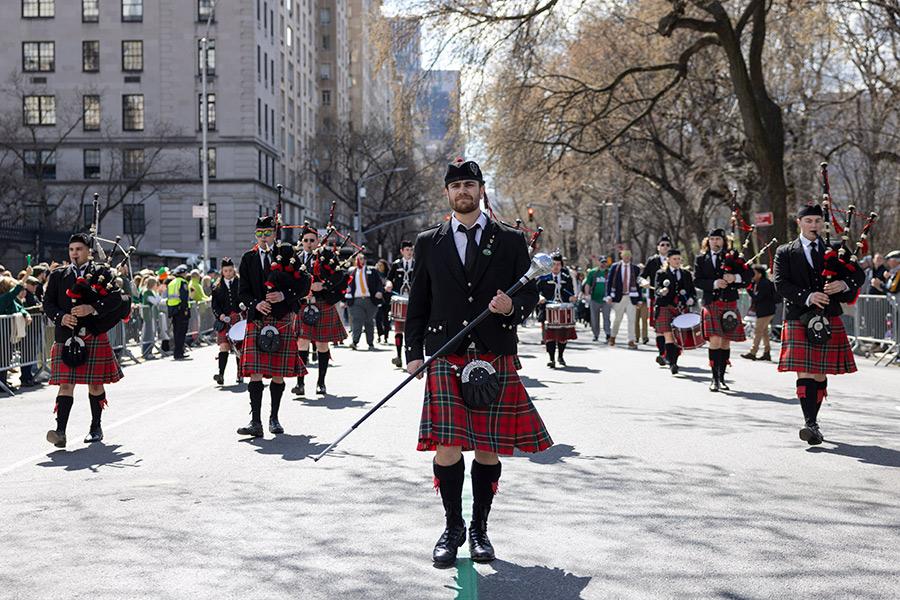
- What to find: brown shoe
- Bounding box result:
[608,337,616,347]
[627,341,638,349]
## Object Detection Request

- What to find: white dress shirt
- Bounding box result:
[450,212,488,265]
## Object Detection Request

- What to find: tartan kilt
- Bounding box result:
[654,305,681,334]
[215,311,242,345]
[778,317,856,375]
[241,314,307,379]
[296,302,347,343]
[649,297,657,328]
[541,323,577,343]
[701,300,746,342]
[50,333,123,385]
[418,352,553,455]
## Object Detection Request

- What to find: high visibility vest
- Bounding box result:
[167,278,186,306]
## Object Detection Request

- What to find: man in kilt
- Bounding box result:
[387,241,415,368]
[237,216,311,437]
[43,233,125,448]
[537,254,577,368]
[292,226,347,397]
[652,249,696,375]
[694,228,752,391]
[406,158,553,567]
[211,258,243,385]
[641,234,672,365]
[773,204,864,445]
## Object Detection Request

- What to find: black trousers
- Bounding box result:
[375,305,391,338]
[172,312,190,358]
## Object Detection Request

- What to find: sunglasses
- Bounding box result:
[302,237,317,243]
[255,230,274,237]
[659,242,671,247]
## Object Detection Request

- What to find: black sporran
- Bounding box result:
[720,310,739,333]
[459,359,501,409]
[800,310,832,346]
[62,335,88,368]
[257,324,282,353]
[213,317,229,333]
[301,304,321,326]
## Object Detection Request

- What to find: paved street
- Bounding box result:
[1,324,899,600]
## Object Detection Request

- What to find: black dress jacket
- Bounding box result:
[536,270,575,323]
[238,244,310,321]
[693,251,752,304]
[405,217,538,362]
[43,262,124,342]
[641,254,666,300]
[748,277,778,318]
[211,277,241,317]
[387,258,415,293]
[653,267,696,308]
[773,237,864,321]
[345,265,385,306]
[606,261,644,305]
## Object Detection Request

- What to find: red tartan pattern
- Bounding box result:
[296,302,347,343]
[541,323,578,343]
[241,315,308,378]
[216,311,242,345]
[778,317,856,375]
[653,305,681,334]
[418,352,553,455]
[701,300,746,342]
[50,333,123,385]
[649,297,656,328]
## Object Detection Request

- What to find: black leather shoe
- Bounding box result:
[469,523,495,563]
[269,418,284,435]
[213,374,224,385]
[391,357,402,368]
[741,352,757,360]
[46,430,66,448]
[547,360,556,369]
[84,427,103,443]
[316,383,326,396]
[709,376,720,392]
[237,421,263,437]
[655,355,667,366]
[669,364,679,375]
[799,423,824,445]
[759,352,771,361]
[718,377,730,391]
[432,523,466,567]
[292,383,305,396]
[557,356,567,367]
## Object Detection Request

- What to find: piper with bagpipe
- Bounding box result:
[211,257,245,386]
[652,248,697,375]
[43,194,133,448]
[773,163,872,446]
[236,186,312,438]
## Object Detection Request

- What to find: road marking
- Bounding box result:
[0,382,209,476]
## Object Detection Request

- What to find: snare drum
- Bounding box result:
[228,319,248,344]
[672,313,704,350]
[390,295,409,323]
[545,302,576,329]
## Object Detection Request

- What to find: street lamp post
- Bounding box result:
[355,167,408,245]
[200,0,216,272]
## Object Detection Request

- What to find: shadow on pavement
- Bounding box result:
[558,366,600,374]
[519,375,548,389]
[725,390,794,405]
[453,559,592,600]
[516,443,581,465]
[36,443,140,472]
[241,433,331,461]
[808,441,900,468]
[299,395,367,410]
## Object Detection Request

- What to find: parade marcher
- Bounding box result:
[405,158,552,567]
[237,216,311,437]
[166,264,191,360]
[641,235,672,364]
[773,204,865,445]
[605,250,644,348]
[652,249,696,374]
[537,254,578,368]
[346,254,384,350]
[211,258,243,385]
[293,226,348,397]
[583,255,611,342]
[694,229,752,391]
[374,259,391,344]
[43,233,126,447]
[742,266,779,361]
[387,241,416,368]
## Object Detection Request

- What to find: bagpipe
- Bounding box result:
[722,189,754,280]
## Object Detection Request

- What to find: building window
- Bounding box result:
[322,35,330,50]
[83,149,101,179]
[23,150,55,179]
[199,203,217,239]
[83,41,100,72]
[123,204,145,235]
[199,147,216,179]
[321,90,331,106]
[22,0,54,18]
[123,148,144,178]
[121,0,142,22]
[23,95,56,126]
[319,7,330,24]
[319,63,331,80]
[199,93,216,130]
[122,94,144,131]
[257,98,261,135]
[198,39,215,75]
[82,0,99,22]
[83,95,101,131]
[198,0,214,21]
[22,42,54,72]
[286,25,293,48]
[82,204,94,230]
[122,40,143,72]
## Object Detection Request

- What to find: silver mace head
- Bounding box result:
[524,252,555,281]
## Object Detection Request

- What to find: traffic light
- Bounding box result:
[527,206,535,222]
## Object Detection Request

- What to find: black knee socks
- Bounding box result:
[811,378,827,423]
[299,349,310,382]
[708,349,717,378]
[796,378,820,424]
[87,392,106,428]
[248,380,264,423]
[217,351,228,376]
[557,342,566,359]
[656,335,665,356]
[317,351,330,385]
[665,343,679,366]
[471,460,501,520]
[433,457,465,527]
[54,395,74,434]
[269,381,285,420]
[546,341,557,360]
[721,349,730,379]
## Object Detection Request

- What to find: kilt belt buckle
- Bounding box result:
[459,358,500,409]
[257,324,282,353]
[720,309,739,333]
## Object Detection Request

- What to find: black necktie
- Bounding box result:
[811,240,823,273]
[458,223,480,273]
[263,251,271,273]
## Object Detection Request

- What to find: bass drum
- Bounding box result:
[672,312,704,350]
[228,319,248,344]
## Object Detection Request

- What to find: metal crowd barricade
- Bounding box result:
[848,294,897,366]
[0,309,45,396]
